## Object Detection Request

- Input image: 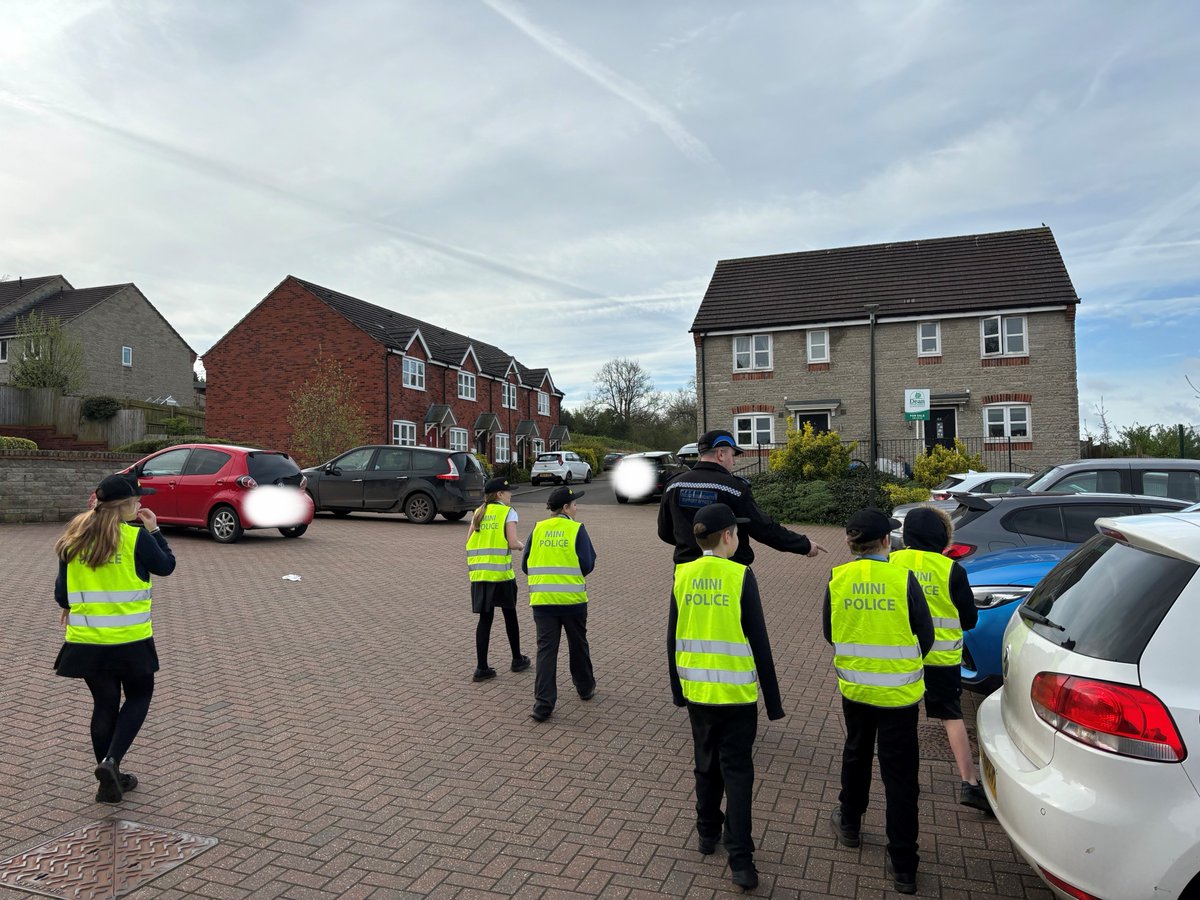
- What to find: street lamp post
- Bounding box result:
[864,303,880,479]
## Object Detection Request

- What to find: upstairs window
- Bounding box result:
[458,371,476,401]
[402,357,425,390]
[981,315,1027,357]
[807,329,829,363]
[918,322,940,356]
[537,391,549,416]
[502,382,517,409]
[122,346,133,367]
[733,334,772,371]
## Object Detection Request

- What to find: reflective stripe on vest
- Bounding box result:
[829,558,924,707]
[673,555,757,705]
[526,516,587,605]
[64,524,153,646]
[465,504,515,583]
[890,548,961,667]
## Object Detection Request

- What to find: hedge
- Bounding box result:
[0,436,39,450]
[115,434,238,454]
[751,468,904,526]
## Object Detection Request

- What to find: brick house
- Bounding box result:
[202,277,567,466]
[0,275,196,402]
[690,227,1081,471]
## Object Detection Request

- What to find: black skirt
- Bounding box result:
[54,638,160,679]
[471,579,518,614]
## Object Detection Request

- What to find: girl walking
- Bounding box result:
[466,476,530,681]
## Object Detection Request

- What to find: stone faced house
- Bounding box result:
[202,277,567,466]
[0,275,196,403]
[690,227,1081,471]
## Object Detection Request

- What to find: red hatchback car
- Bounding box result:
[120,443,314,543]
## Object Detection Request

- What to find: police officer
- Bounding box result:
[658,429,826,564]
[669,503,785,892]
[522,485,596,722]
[823,508,933,895]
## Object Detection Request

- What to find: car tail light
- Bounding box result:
[1031,672,1186,762]
[1097,525,1128,542]
[943,542,975,559]
[931,491,949,500]
[299,475,308,491]
[1039,868,1103,900]
[436,458,460,481]
[236,475,258,489]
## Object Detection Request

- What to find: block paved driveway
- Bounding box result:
[0,490,1053,899]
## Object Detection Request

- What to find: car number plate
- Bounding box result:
[981,751,996,802]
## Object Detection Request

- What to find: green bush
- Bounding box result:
[827,468,904,521]
[769,422,855,481]
[159,416,195,436]
[752,471,836,524]
[912,439,984,488]
[0,436,39,450]
[565,443,600,474]
[116,434,236,454]
[81,395,121,421]
[884,483,931,506]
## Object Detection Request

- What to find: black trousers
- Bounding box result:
[532,610,594,716]
[84,673,155,765]
[688,702,758,871]
[838,697,920,874]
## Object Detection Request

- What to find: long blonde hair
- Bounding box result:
[54,499,138,568]
[470,491,506,533]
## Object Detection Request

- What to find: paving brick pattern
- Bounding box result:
[0,497,1053,898]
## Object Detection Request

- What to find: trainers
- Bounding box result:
[885,856,917,894]
[511,655,531,672]
[829,808,861,848]
[118,773,138,793]
[472,667,497,682]
[960,780,992,813]
[730,864,759,891]
[94,757,122,804]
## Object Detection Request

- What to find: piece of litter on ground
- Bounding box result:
[281,574,302,582]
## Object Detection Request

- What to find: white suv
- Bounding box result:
[530,451,592,486]
[977,510,1200,899]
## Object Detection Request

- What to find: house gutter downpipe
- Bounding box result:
[864,303,880,481]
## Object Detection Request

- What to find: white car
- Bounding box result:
[677,442,700,467]
[530,451,592,486]
[930,470,1029,499]
[977,510,1200,899]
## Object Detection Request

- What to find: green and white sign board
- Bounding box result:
[904,389,930,421]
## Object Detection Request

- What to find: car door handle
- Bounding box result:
[351,478,363,482]
[395,476,408,480]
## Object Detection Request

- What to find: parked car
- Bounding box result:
[602,452,626,471]
[121,443,314,543]
[302,446,484,523]
[930,470,1029,499]
[613,451,689,503]
[942,492,1190,560]
[677,442,700,467]
[977,510,1200,900]
[530,451,592,486]
[1013,457,1200,502]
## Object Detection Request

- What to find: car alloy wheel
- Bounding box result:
[404,492,436,524]
[565,472,573,484]
[208,505,244,543]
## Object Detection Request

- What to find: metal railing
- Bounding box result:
[732,436,1038,479]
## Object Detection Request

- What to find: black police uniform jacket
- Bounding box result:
[657,461,813,565]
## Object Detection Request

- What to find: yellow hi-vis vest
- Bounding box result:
[526,516,587,606]
[466,503,515,583]
[65,523,153,645]
[890,548,962,667]
[673,555,757,705]
[829,558,924,707]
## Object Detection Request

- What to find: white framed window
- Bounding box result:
[392,420,417,446]
[917,322,940,356]
[458,371,476,401]
[502,382,517,409]
[733,334,772,371]
[734,414,774,447]
[449,427,468,452]
[984,404,1031,440]
[807,329,829,363]
[0,339,7,363]
[495,433,510,463]
[402,357,425,390]
[531,438,545,455]
[537,390,549,415]
[981,315,1027,357]
[121,346,133,367]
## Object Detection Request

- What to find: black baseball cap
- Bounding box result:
[95,472,156,502]
[694,502,750,537]
[697,430,744,455]
[547,486,584,510]
[845,507,900,542]
[484,476,512,494]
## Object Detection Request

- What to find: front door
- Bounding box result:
[924,407,956,452]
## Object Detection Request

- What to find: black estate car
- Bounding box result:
[613,451,689,503]
[303,446,485,523]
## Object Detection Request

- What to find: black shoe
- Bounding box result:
[94,757,122,804]
[731,864,759,891]
[885,856,917,895]
[472,667,497,682]
[829,808,861,848]
[511,655,531,672]
[118,773,138,793]
[529,710,550,722]
[579,686,595,701]
[697,833,719,855]
[960,780,992,814]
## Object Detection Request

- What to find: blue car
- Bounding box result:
[959,544,1074,693]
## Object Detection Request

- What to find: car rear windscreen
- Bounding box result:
[536,453,561,463]
[247,452,302,484]
[935,476,964,490]
[1023,536,1198,663]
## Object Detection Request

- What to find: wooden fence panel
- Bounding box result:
[0,386,29,424]
[107,409,145,448]
[27,387,58,425]
[53,396,81,435]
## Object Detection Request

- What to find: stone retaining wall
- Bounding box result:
[0,450,139,524]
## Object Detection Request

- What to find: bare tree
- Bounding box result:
[660,377,698,433]
[592,358,657,429]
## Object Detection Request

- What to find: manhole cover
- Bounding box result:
[0,819,217,899]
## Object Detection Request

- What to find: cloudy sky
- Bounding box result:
[2,1,1198,432]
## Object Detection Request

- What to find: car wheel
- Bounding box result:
[584,469,592,483]
[404,492,437,524]
[278,524,308,538]
[208,505,244,543]
[564,471,573,484]
[331,509,352,518]
[615,493,628,504]
[441,510,467,521]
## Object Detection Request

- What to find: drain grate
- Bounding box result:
[0,819,217,899]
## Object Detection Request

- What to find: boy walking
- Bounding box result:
[891,505,991,812]
[824,508,933,895]
[669,502,784,892]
